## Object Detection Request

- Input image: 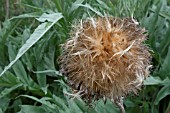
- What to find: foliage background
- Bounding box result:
[0,0,170,113]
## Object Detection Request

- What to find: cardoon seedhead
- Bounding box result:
[58,17,151,103]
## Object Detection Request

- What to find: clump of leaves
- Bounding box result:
[0,0,170,113]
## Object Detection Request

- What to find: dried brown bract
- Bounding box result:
[58,17,152,103]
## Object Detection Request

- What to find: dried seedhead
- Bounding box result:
[58,17,152,103]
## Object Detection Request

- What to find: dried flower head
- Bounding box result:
[58,17,151,102]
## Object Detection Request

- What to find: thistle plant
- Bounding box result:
[59,16,152,112]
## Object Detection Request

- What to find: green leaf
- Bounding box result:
[76,3,103,17]
[0,98,10,113]
[154,85,170,105]
[144,76,163,85]
[40,85,49,95]
[0,109,3,113]
[8,44,30,85]
[96,0,111,11]
[19,105,46,113]
[160,29,170,58]
[0,13,63,77]
[124,99,135,107]
[165,102,170,113]
[69,0,84,14]
[33,70,62,76]
[144,1,162,51]
[36,13,62,22]
[73,99,88,113]
[0,71,21,87]
[160,46,170,76]
[0,84,23,98]
[95,100,119,113]
[19,95,57,110]
[68,99,83,113]
[144,76,170,86]
[0,20,21,66]
[9,12,42,20]
[53,0,62,12]
[52,95,68,111]
[13,99,22,112]
[36,65,47,87]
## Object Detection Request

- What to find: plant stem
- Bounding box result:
[112,97,125,113]
[5,0,9,19]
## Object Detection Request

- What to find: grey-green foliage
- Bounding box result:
[0,0,170,113]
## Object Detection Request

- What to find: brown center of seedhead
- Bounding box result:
[58,17,151,102]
